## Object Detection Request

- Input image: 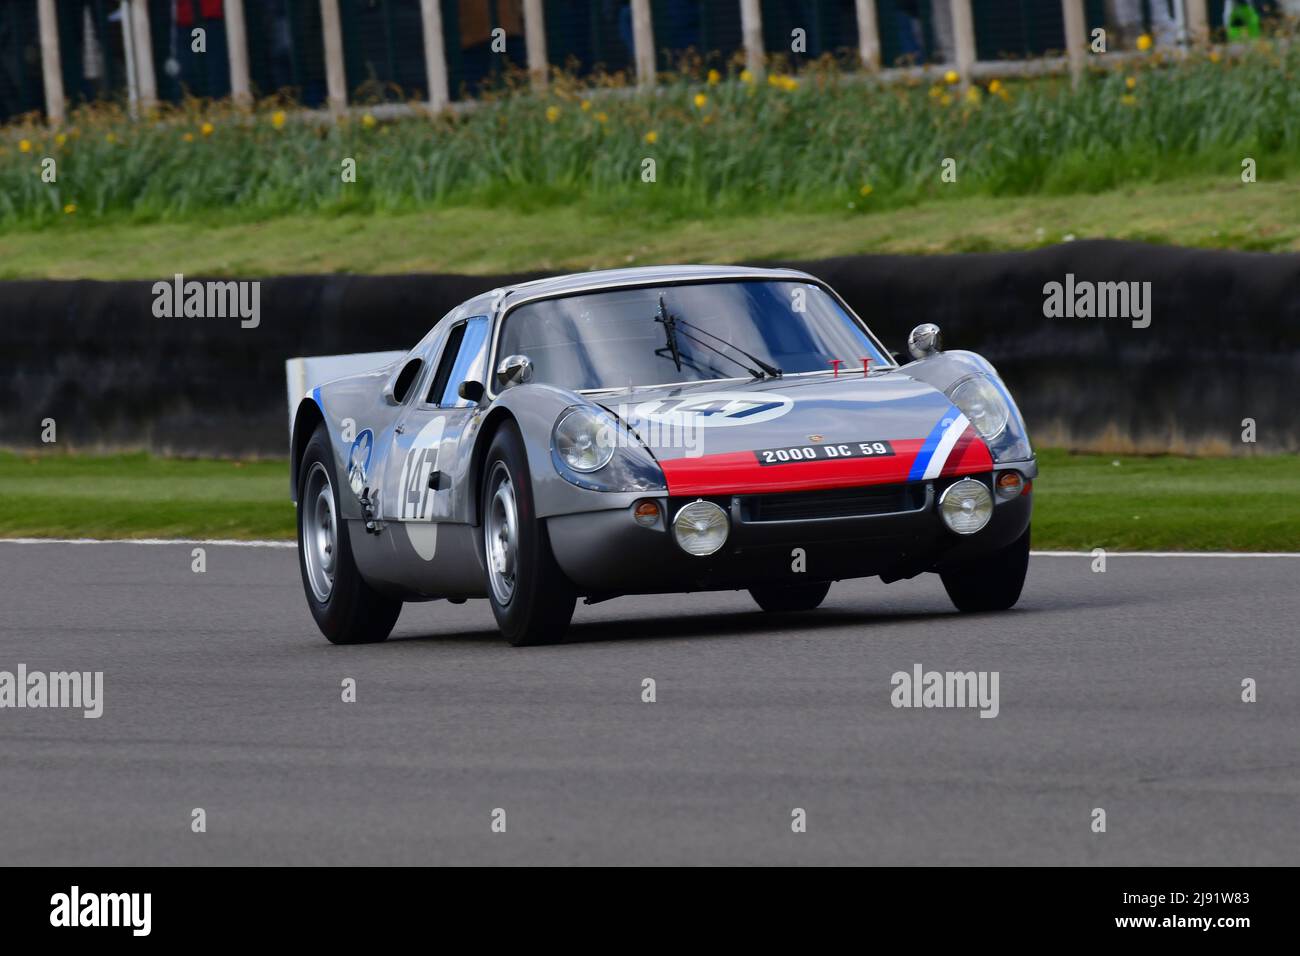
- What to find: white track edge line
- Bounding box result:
[1031,550,1300,558]
[0,538,296,548]
[0,539,1296,557]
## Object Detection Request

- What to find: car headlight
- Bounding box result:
[672,500,729,556]
[938,478,993,535]
[553,407,617,473]
[949,376,1009,441]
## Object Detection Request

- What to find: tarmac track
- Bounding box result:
[1,541,1297,865]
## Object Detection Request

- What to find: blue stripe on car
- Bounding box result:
[907,403,962,481]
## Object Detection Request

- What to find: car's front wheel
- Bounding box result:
[480,423,576,646]
[939,525,1030,613]
[297,422,402,644]
[749,581,832,612]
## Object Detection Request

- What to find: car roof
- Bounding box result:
[492,264,818,311]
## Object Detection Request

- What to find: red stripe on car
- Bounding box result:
[661,432,994,496]
[938,425,994,476]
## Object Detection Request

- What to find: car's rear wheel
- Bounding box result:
[481,423,576,646]
[749,581,832,612]
[939,525,1030,612]
[297,422,402,644]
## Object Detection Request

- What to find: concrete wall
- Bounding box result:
[2,242,1296,456]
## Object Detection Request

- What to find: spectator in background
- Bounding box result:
[897,0,924,64]
[265,0,296,93]
[172,0,231,100]
[1106,0,1179,48]
[81,4,106,101]
[929,0,954,65]
[1224,1,1263,39]
[626,0,698,64]
[459,0,525,90]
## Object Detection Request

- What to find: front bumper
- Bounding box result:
[546,469,1033,596]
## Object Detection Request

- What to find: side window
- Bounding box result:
[427,323,467,405]
[426,316,489,406]
[390,358,423,404]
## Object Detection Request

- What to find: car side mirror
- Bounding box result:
[906,323,942,360]
[458,380,485,403]
[496,354,533,388]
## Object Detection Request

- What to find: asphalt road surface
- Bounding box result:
[1,541,1297,866]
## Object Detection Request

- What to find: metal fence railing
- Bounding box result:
[4,0,1294,124]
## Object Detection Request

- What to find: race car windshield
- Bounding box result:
[496,280,888,391]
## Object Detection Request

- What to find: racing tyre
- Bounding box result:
[481,422,577,646]
[940,525,1030,613]
[749,581,832,612]
[297,421,402,644]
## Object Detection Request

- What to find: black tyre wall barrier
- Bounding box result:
[1,241,1296,456]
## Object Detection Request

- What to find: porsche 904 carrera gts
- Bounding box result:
[290,266,1036,646]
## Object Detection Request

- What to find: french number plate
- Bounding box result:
[754,440,895,465]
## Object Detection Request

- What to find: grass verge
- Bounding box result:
[3,43,1297,228]
[0,453,291,540]
[1,175,1298,280]
[1,449,1295,551]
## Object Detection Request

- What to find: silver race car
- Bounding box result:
[290,266,1036,646]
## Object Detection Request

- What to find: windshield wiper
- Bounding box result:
[654,296,783,381]
[675,318,783,380]
[654,295,684,372]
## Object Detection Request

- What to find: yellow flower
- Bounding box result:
[781,76,798,91]
[1208,50,1222,64]
[1136,33,1153,52]
[693,92,708,109]
[63,203,76,215]
[361,113,377,129]
[105,132,117,144]
[200,121,215,136]
[944,69,959,85]
[707,68,721,85]
[739,68,754,84]
[580,99,592,112]
[644,130,658,144]
[55,132,67,146]
[182,132,194,142]
[545,105,560,123]
[595,111,608,124]
[1121,94,1137,106]
[988,79,1003,95]
[939,93,953,106]
[928,84,943,99]
[271,110,287,130]
[859,184,873,197]
[18,138,32,153]
[1125,75,1136,90]
[965,85,981,104]
[767,72,780,87]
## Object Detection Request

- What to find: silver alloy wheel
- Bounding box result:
[302,462,337,603]
[484,461,519,605]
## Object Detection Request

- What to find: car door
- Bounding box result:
[380,315,490,561]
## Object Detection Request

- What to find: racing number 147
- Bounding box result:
[648,398,784,420]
